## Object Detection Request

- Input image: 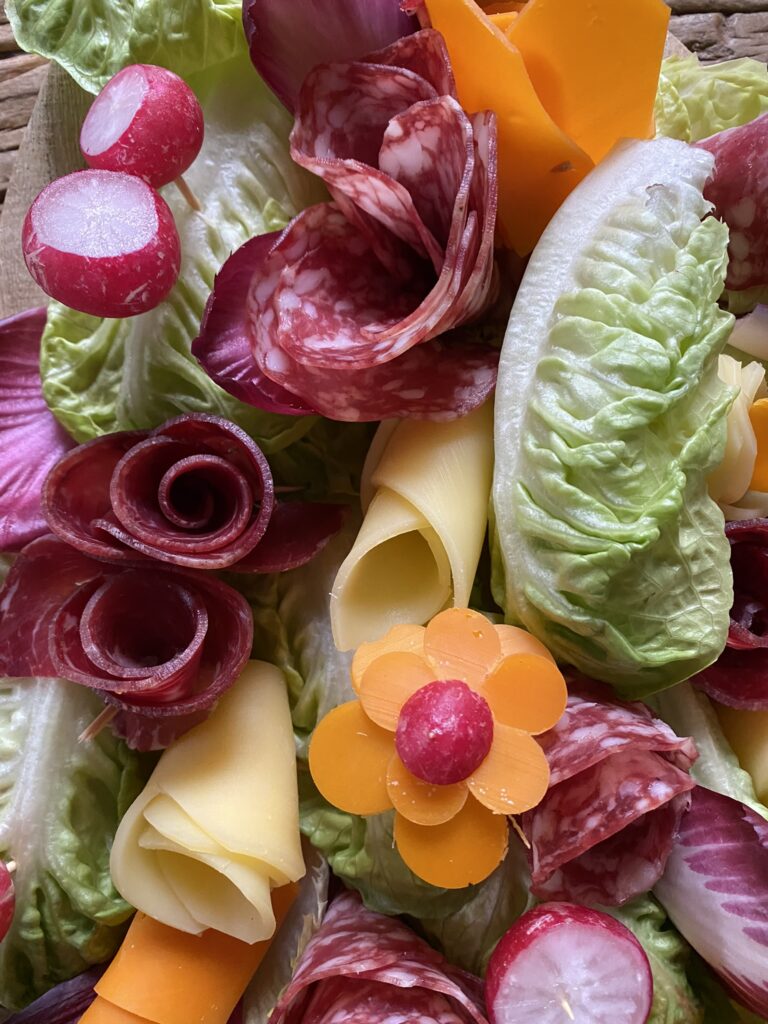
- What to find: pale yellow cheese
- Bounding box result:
[331,401,494,651]
[110,662,304,943]
[716,704,768,805]
[711,354,768,519]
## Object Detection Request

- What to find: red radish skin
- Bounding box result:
[22,170,181,318]
[485,903,653,1024]
[79,64,204,188]
[395,680,494,785]
[0,863,14,942]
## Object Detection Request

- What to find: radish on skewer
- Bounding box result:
[22,169,181,318]
[79,64,204,208]
[485,903,653,1024]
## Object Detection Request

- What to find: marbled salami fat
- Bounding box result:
[269,891,488,1024]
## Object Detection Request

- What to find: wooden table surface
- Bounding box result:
[0,0,766,210]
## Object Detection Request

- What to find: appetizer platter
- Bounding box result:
[0,1,767,1022]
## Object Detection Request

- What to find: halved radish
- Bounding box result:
[79,64,204,188]
[22,169,181,318]
[485,903,653,1024]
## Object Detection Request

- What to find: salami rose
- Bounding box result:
[194,30,499,423]
[0,536,253,749]
[693,518,768,709]
[522,679,697,906]
[43,413,342,572]
[268,890,488,1024]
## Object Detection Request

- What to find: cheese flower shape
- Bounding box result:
[310,608,567,889]
[110,662,305,942]
[331,402,494,651]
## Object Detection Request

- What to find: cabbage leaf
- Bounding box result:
[40,54,325,456]
[491,138,733,696]
[0,677,148,1010]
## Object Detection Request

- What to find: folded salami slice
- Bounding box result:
[194,30,499,423]
[694,518,768,709]
[523,680,697,906]
[698,113,768,294]
[0,536,253,749]
[42,413,342,572]
[269,890,488,1024]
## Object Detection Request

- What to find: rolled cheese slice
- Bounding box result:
[110,662,304,942]
[331,401,494,651]
[715,704,768,806]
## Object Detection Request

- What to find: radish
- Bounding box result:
[79,65,204,192]
[22,169,181,318]
[485,903,653,1024]
[0,862,13,942]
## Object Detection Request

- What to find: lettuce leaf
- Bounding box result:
[655,56,768,144]
[0,677,149,1010]
[39,54,325,456]
[5,0,244,94]
[491,139,734,696]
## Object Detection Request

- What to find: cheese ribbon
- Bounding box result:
[710,354,768,520]
[110,662,304,942]
[79,885,296,1024]
[716,705,768,806]
[330,402,494,651]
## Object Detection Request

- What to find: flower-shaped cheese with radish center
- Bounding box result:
[308,608,567,889]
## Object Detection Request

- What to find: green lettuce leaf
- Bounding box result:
[40,54,325,456]
[653,682,768,821]
[0,677,150,1010]
[655,55,768,144]
[608,896,703,1024]
[298,768,477,920]
[5,0,244,94]
[416,837,531,977]
[491,138,734,697]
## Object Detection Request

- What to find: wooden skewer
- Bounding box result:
[78,705,118,744]
[509,815,531,850]
[173,175,202,212]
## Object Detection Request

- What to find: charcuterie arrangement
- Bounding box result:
[1,0,768,1021]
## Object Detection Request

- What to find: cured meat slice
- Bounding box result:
[522,683,697,906]
[269,890,488,1024]
[694,518,768,709]
[194,30,499,423]
[42,413,341,572]
[0,535,253,749]
[0,307,74,551]
[697,113,768,293]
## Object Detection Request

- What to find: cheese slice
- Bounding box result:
[110,663,304,942]
[716,704,768,805]
[331,402,494,651]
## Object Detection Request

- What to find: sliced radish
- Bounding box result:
[80,64,204,188]
[485,903,653,1024]
[0,862,14,941]
[22,169,181,318]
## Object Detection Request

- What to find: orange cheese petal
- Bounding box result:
[359,652,435,730]
[494,623,555,662]
[424,607,501,688]
[480,653,567,734]
[488,11,518,35]
[351,624,426,693]
[508,0,669,163]
[394,796,508,888]
[468,724,550,814]
[79,1000,147,1024]
[309,702,393,815]
[483,2,526,11]
[386,753,468,825]
[424,0,593,255]
[92,885,296,1024]
[749,399,768,492]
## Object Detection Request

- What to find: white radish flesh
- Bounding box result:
[22,169,181,318]
[485,903,653,1024]
[79,64,204,188]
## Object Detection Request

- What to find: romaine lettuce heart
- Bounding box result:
[492,138,734,697]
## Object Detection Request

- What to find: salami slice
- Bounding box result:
[697,113,768,293]
[523,683,697,906]
[269,890,488,1024]
[693,518,768,709]
[0,535,253,749]
[193,30,499,423]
